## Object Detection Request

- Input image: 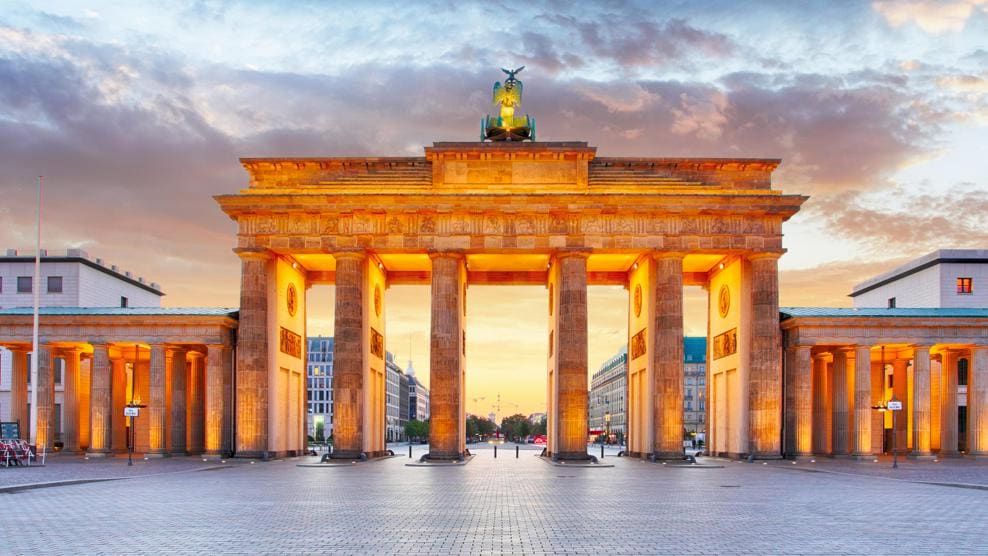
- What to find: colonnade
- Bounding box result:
[785,344,988,458]
[4,343,232,457]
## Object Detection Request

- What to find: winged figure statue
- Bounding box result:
[482,66,535,141]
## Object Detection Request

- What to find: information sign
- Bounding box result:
[124,407,140,417]
[887,400,903,411]
[0,422,19,439]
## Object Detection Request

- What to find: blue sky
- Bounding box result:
[1,0,986,413]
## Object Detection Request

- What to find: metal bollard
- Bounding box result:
[408,444,412,458]
[494,445,497,458]
[516,445,519,458]
[601,444,605,459]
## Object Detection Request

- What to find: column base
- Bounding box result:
[551,451,595,462]
[850,454,876,461]
[85,451,111,459]
[202,452,225,461]
[329,451,368,461]
[907,453,936,461]
[747,453,783,461]
[937,450,963,458]
[422,452,466,462]
[170,450,189,457]
[649,451,687,461]
[145,452,170,459]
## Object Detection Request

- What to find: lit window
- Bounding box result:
[17,276,31,293]
[47,276,63,293]
[957,277,973,294]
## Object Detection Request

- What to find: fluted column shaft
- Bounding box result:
[205,345,227,456]
[748,254,782,457]
[653,253,683,459]
[788,345,813,457]
[892,358,909,453]
[169,349,188,454]
[550,253,589,460]
[969,346,988,457]
[34,345,54,449]
[235,250,270,457]
[10,350,28,440]
[188,354,206,453]
[111,358,127,452]
[852,345,873,457]
[911,346,933,457]
[332,252,367,459]
[87,344,112,456]
[811,354,830,455]
[831,348,851,456]
[147,344,168,456]
[62,349,82,452]
[940,350,960,456]
[427,253,466,460]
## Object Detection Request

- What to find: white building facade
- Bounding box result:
[306,337,334,440]
[407,361,429,422]
[851,249,988,309]
[0,250,163,442]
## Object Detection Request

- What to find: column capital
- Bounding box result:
[652,250,686,261]
[234,247,273,261]
[333,249,368,262]
[427,251,465,261]
[187,351,206,360]
[552,249,591,261]
[910,344,934,351]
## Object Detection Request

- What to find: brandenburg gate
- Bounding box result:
[216,140,805,461]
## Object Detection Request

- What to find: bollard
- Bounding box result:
[601,444,605,459]
[516,445,519,458]
[408,444,412,459]
[494,445,497,458]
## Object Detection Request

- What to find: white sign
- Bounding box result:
[124,407,139,417]
[887,401,903,411]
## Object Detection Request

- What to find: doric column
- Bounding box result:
[939,349,960,456]
[852,345,873,458]
[187,352,206,454]
[87,344,112,457]
[205,344,226,457]
[811,353,831,455]
[9,349,28,440]
[652,252,684,459]
[61,349,82,452]
[549,252,590,461]
[169,348,188,455]
[332,251,368,459]
[146,344,168,457]
[33,345,55,450]
[910,346,933,458]
[748,253,782,458]
[234,249,271,457]
[426,252,467,460]
[786,345,813,457]
[892,358,909,454]
[969,346,988,457]
[111,356,127,452]
[831,348,852,456]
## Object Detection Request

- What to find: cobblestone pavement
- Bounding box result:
[2,443,986,554]
[0,453,226,489]
[766,454,988,487]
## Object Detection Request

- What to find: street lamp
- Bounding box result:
[604,411,612,445]
[125,344,146,467]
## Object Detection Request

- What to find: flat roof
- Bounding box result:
[781,307,988,319]
[0,307,237,317]
[850,249,988,297]
[1,249,164,296]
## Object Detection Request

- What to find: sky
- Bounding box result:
[1,0,986,418]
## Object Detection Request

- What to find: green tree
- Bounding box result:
[315,421,325,442]
[530,419,547,436]
[404,419,430,441]
[500,414,532,442]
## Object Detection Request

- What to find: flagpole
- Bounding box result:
[29,176,42,447]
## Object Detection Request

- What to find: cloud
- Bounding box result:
[872,0,987,34]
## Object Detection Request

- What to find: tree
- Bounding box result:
[404,419,430,441]
[500,413,531,442]
[466,415,497,439]
[315,421,325,442]
[531,419,547,436]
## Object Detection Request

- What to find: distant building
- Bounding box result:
[406,360,429,421]
[385,352,405,442]
[0,249,163,439]
[588,338,707,442]
[399,372,409,435]
[306,337,334,439]
[851,249,988,309]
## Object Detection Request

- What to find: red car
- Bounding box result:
[532,435,547,445]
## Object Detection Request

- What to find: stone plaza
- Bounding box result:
[1,446,986,554]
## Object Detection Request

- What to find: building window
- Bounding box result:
[958,358,969,386]
[17,276,31,293]
[47,276,63,293]
[887,297,896,308]
[957,277,973,294]
[120,296,128,308]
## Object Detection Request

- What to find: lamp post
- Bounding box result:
[604,411,611,444]
[125,345,146,467]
